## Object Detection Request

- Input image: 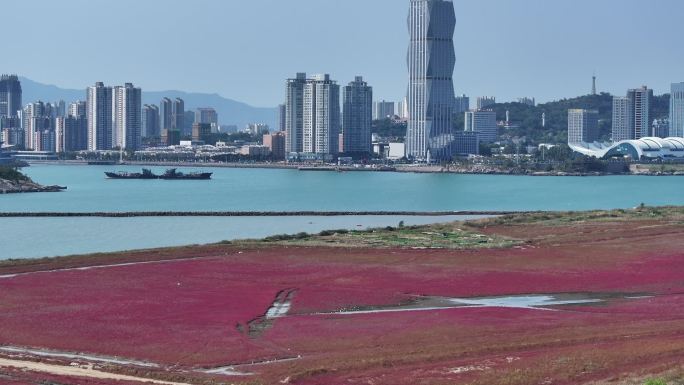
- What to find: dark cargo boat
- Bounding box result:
[105,168,212,180]
[105,168,158,179]
[159,168,212,180]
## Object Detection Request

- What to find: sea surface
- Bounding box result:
[0,215,477,260]
[1,164,683,260]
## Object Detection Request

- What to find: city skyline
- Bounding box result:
[2,0,684,108]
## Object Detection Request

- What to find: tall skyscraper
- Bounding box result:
[277,104,286,132]
[627,86,652,139]
[612,97,632,142]
[406,0,456,162]
[372,100,395,120]
[397,97,409,119]
[87,82,113,151]
[285,73,307,153]
[612,87,654,141]
[173,98,185,134]
[670,83,684,138]
[568,109,599,144]
[303,74,340,155]
[343,76,373,155]
[195,108,218,125]
[183,110,194,135]
[113,83,142,150]
[142,104,160,138]
[160,97,174,131]
[0,75,22,118]
[464,110,497,143]
[56,101,88,153]
[56,115,88,153]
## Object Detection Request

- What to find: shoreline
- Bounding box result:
[0,210,520,218]
[0,178,66,194]
[23,160,684,177]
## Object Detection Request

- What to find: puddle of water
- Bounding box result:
[322,293,647,316]
[448,295,604,309]
[266,297,292,319]
[201,366,252,376]
[449,365,489,374]
[240,289,297,339]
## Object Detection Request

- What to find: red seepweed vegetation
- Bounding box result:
[0,217,683,384]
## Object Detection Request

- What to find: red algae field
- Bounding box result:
[1,210,684,385]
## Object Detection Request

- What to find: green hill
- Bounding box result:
[374,93,671,146]
[485,93,670,144]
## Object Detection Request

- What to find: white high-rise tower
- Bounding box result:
[87,82,113,151]
[406,0,456,162]
[303,74,340,155]
[670,83,684,138]
[113,83,142,150]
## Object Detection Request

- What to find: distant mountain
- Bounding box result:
[19,77,277,129]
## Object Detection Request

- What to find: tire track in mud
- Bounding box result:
[237,289,298,339]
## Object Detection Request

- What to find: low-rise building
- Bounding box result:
[388,142,406,160]
[161,129,180,146]
[453,131,479,156]
[239,145,270,157]
[263,132,286,160]
[192,123,212,142]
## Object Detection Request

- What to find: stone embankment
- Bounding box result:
[398,165,610,176]
[0,178,66,194]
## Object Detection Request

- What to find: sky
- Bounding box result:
[3,0,684,107]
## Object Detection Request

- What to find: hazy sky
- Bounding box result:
[4,0,683,107]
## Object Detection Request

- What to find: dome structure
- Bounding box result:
[569,137,684,159]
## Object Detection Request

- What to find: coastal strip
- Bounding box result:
[0,211,521,218]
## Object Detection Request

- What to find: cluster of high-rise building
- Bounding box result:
[283,73,372,160]
[0,75,230,153]
[568,83,684,160]
[6,0,683,164]
[606,84,684,144]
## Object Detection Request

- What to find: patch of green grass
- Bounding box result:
[645,379,668,385]
[257,223,520,250]
[467,206,684,228]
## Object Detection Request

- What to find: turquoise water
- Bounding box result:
[2,164,683,212]
[1,164,683,260]
[0,215,477,260]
